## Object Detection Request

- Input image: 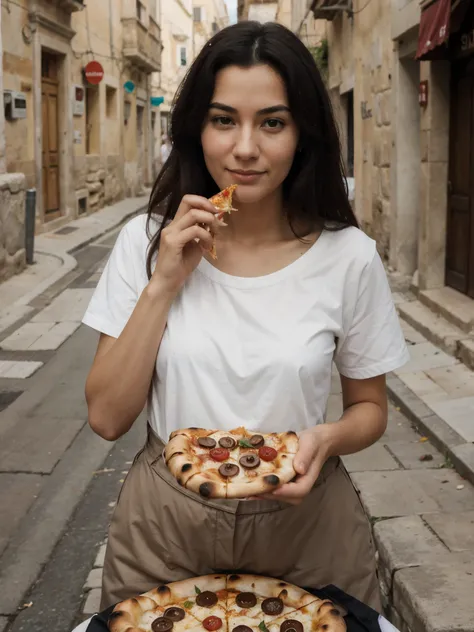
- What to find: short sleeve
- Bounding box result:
[334,250,410,379]
[82,218,146,338]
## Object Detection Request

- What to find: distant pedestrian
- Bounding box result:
[83,21,409,614]
[160,135,171,165]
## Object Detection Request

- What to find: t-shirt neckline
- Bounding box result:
[197,230,328,288]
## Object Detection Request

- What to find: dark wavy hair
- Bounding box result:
[146,21,358,278]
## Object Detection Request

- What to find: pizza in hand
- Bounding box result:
[207,185,238,260]
[164,427,299,499]
[108,574,347,632]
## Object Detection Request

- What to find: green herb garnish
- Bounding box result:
[184,601,194,608]
[195,585,202,595]
[239,439,253,448]
[259,622,269,632]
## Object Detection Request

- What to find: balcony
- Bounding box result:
[122,16,162,74]
[58,0,85,12]
[310,0,351,20]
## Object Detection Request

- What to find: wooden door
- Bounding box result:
[41,53,60,220]
[446,59,474,296]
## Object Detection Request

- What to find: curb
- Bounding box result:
[0,201,148,330]
[386,373,474,486]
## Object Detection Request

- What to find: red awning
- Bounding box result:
[416,0,451,60]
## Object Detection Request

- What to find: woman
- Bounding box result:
[83,21,409,613]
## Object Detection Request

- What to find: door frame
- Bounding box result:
[41,55,61,221]
[446,56,474,297]
[33,33,72,229]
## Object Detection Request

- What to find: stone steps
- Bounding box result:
[397,299,474,371]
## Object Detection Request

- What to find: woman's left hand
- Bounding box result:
[254,425,334,506]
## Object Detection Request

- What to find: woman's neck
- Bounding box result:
[222,189,292,246]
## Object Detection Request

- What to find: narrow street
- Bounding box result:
[0,222,473,632]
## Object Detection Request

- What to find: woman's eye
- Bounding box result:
[263,119,285,130]
[212,116,234,127]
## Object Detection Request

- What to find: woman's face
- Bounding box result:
[201,64,299,205]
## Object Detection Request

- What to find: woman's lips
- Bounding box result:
[227,170,265,184]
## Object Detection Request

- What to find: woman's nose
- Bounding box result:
[233,128,259,160]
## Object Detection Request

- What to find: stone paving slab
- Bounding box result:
[0,322,55,351]
[31,289,94,323]
[423,511,474,552]
[374,516,449,594]
[353,469,474,518]
[0,473,44,558]
[0,360,44,378]
[0,617,9,632]
[0,417,85,473]
[425,363,474,398]
[343,443,400,472]
[84,568,103,590]
[28,321,81,351]
[83,588,102,616]
[428,396,474,442]
[384,439,445,469]
[394,341,457,374]
[393,558,474,632]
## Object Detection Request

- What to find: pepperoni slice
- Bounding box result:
[151,617,174,632]
[259,446,278,462]
[249,434,264,448]
[210,448,230,462]
[203,616,223,631]
[262,597,284,615]
[198,437,217,449]
[280,621,303,632]
[219,436,237,450]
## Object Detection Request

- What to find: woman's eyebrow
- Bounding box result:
[209,102,290,115]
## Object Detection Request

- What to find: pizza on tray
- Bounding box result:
[164,427,298,499]
[207,185,238,260]
[108,574,346,632]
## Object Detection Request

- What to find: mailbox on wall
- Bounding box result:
[4,91,27,120]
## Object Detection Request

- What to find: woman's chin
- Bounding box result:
[233,186,274,206]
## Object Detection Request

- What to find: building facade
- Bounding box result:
[193,0,230,55]
[0,0,161,281]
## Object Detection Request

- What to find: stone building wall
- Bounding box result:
[324,0,394,260]
[0,174,26,283]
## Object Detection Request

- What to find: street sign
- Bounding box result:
[124,81,136,94]
[151,96,164,106]
[84,61,104,85]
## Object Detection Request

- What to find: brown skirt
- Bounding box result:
[101,426,381,612]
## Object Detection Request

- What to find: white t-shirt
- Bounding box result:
[82,215,409,441]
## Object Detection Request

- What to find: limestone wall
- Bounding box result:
[0,174,26,283]
[325,0,394,260]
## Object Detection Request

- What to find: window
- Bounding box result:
[212,21,218,34]
[136,0,145,21]
[193,6,205,21]
[106,86,117,119]
[177,46,187,67]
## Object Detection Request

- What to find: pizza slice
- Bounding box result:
[226,576,321,626]
[150,576,228,630]
[165,429,299,499]
[207,185,238,260]
[266,600,346,632]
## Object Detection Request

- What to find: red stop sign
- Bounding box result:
[84,61,104,85]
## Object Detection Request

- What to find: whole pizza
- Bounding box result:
[108,574,346,632]
[164,427,299,499]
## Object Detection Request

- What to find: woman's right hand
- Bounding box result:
[151,194,224,294]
